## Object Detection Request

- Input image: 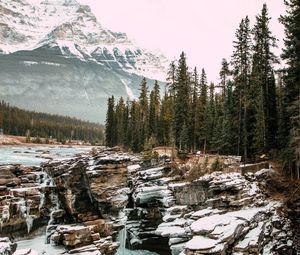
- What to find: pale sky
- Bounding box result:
[80,0,285,83]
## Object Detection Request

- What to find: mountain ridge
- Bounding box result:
[0,0,167,80]
[0,0,167,122]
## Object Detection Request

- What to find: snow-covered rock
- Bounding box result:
[151,171,294,255]
[0,237,16,255]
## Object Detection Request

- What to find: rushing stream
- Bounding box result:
[116,228,159,255]
[0,145,91,166]
[1,145,159,255]
[16,235,66,255]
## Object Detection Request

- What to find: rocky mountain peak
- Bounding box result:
[0,0,167,81]
[40,0,79,6]
[0,0,167,123]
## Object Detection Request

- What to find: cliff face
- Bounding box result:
[44,160,100,222]
[0,164,57,236]
[42,150,132,254]
[1,149,297,255]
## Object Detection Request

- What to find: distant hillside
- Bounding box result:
[0,101,104,143]
[0,0,167,122]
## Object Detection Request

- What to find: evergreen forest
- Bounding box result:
[0,101,104,144]
[105,2,300,177]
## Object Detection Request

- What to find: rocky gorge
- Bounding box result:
[0,147,298,255]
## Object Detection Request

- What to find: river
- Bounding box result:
[1,145,159,255]
[0,145,91,166]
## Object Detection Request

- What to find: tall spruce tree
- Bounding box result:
[174,52,190,149]
[231,16,252,160]
[198,68,208,151]
[167,61,177,98]
[158,91,173,146]
[276,71,289,150]
[251,4,278,155]
[219,58,231,97]
[206,82,216,150]
[129,100,142,152]
[105,96,115,147]
[138,77,149,149]
[280,0,300,177]
[149,81,160,141]
[115,97,125,145]
[221,80,237,154]
[190,67,199,151]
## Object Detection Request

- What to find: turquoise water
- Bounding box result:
[16,235,66,255]
[0,145,91,166]
[16,234,159,255]
[116,228,159,255]
[4,146,160,255]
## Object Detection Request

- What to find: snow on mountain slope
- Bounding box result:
[0,0,167,81]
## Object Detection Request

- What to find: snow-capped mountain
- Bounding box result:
[0,0,167,80]
[0,0,167,122]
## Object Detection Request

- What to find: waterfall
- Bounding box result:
[115,210,159,255]
[46,178,62,244]
[116,210,128,255]
[0,204,10,231]
[118,226,127,255]
[39,193,45,211]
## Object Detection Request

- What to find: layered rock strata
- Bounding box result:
[0,149,296,255]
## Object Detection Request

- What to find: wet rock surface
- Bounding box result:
[0,148,298,255]
[125,164,296,255]
[41,149,133,255]
[0,164,57,236]
[0,237,16,255]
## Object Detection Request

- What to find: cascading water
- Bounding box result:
[0,145,95,254]
[15,170,67,254]
[117,226,127,255]
[116,208,159,255]
[116,224,159,255]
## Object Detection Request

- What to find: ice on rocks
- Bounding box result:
[0,237,16,255]
[234,222,264,252]
[127,164,141,173]
[13,249,38,255]
[190,207,222,220]
[185,235,219,250]
[134,185,174,207]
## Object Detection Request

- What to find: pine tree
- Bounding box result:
[167,61,177,98]
[276,71,289,150]
[149,81,160,141]
[221,80,237,154]
[198,68,208,151]
[174,52,190,149]
[180,123,189,151]
[231,16,252,160]
[206,82,216,150]
[115,97,125,145]
[199,68,208,106]
[129,100,142,152]
[158,91,173,146]
[251,4,278,155]
[105,96,116,147]
[138,77,149,148]
[219,58,231,97]
[190,67,199,151]
[123,99,130,148]
[280,0,300,177]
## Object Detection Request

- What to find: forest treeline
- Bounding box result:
[106,2,299,176]
[0,101,104,144]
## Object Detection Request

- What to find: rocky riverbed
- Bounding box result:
[0,147,297,255]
